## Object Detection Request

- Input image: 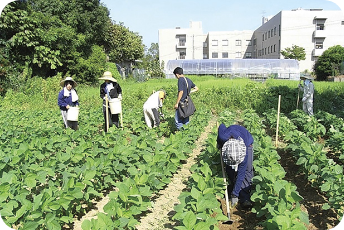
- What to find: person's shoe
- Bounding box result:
[241,200,253,209]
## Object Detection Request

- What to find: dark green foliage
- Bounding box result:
[314,45,344,81]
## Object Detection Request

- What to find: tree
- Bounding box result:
[106,22,144,65]
[314,45,344,81]
[0,0,111,88]
[141,43,165,78]
[281,45,306,61]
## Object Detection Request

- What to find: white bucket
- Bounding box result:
[67,107,80,121]
[109,98,122,114]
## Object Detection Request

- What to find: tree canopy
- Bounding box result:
[280,45,306,61]
[0,0,145,93]
[313,45,344,81]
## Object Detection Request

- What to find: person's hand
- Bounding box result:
[302,97,306,102]
[118,94,122,100]
[174,103,179,109]
[231,195,238,207]
[66,105,70,109]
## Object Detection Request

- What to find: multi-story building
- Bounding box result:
[253,8,344,71]
[158,9,344,73]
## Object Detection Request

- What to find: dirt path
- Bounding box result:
[136,117,218,229]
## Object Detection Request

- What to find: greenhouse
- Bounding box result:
[165,59,300,80]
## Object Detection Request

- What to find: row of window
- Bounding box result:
[262,26,280,41]
[210,39,252,47]
[258,44,277,56]
[179,52,253,59]
[207,52,252,59]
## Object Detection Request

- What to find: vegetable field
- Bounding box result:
[0,76,344,230]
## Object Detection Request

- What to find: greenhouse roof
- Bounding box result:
[166,59,300,80]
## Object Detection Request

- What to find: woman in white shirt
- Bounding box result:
[143,90,166,128]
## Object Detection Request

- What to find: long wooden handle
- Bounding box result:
[220,149,231,219]
[275,95,281,147]
[105,96,109,132]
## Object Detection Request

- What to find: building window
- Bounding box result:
[178,37,186,46]
[274,44,276,52]
[262,34,264,41]
[268,31,270,38]
[316,23,325,30]
[274,27,276,35]
[222,52,228,58]
[222,39,228,46]
[342,21,344,25]
[315,41,323,49]
[235,52,241,58]
[212,52,218,58]
[179,52,186,59]
[245,52,252,58]
[246,40,252,46]
[203,54,208,59]
[212,40,218,46]
[235,40,241,46]
[203,42,208,48]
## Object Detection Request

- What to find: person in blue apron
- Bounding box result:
[57,77,79,130]
[99,71,122,132]
[217,124,254,209]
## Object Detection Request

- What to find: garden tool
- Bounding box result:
[220,148,233,225]
[105,96,109,132]
[159,107,166,122]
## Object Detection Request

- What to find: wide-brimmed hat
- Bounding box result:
[300,74,314,80]
[60,77,77,87]
[99,71,117,82]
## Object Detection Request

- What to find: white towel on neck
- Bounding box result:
[64,87,79,102]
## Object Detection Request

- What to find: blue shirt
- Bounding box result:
[58,89,79,111]
[177,77,196,101]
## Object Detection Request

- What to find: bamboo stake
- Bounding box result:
[120,111,123,130]
[105,96,109,132]
[296,80,301,109]
[275,95,281,147]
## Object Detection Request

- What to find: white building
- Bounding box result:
[158,9,344,74]
[253,8,344,71]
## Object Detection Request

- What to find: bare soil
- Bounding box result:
[277,146,339,230]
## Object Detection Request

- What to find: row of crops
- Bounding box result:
[1,77,344,229]
[168,108,343,229]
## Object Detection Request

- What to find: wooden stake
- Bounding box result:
[275,95,281,147]
[296,80,301,109]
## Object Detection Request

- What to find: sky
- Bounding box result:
[100,0,343,48]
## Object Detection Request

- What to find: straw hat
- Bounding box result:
[60,77,77,87]
[99,71,117,82]
[300,74,314,80]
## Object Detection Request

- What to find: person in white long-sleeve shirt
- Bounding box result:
[143,90,166,128]
[298,75,314,116]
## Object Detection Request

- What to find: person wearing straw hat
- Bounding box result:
[99,71,122,132]
[58,76,79,130]
[298,74,314,116]
[143,90,166,128]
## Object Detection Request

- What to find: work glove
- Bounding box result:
[118,94,122,100]
[159,113,164,118]
[302,97,306,102]
[231,195,238,207]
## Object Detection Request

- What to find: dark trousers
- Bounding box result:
[103,106,119,132]
[226,146,254,203]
